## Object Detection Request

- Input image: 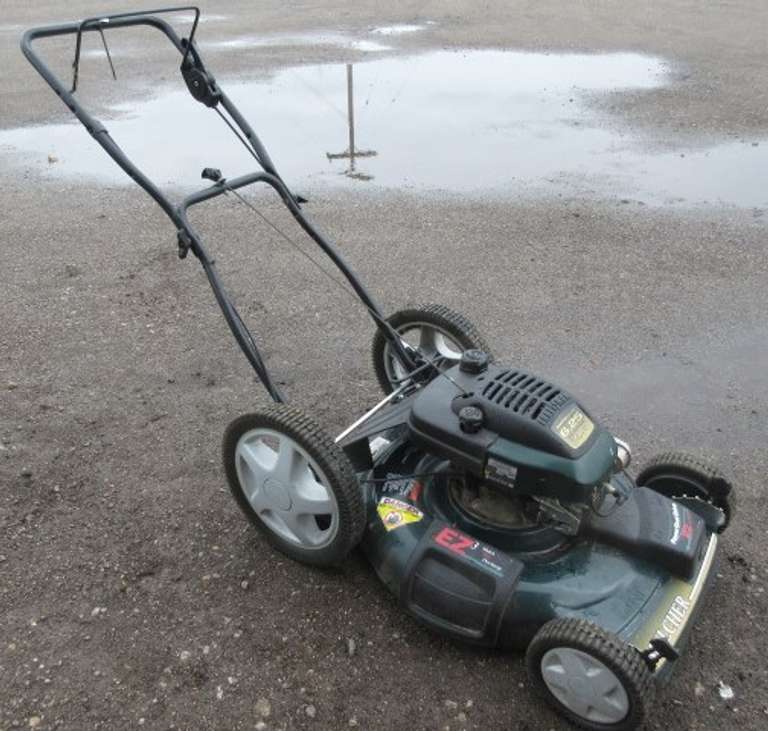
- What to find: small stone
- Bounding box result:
[179,650,191,662]
[306,704,317,719]
[255,698,271,718]
[255,724,266,731]
[457,712,467,723]
[444,700,458,713]
[346,638,356,657]
[28,718,42,729]
[227,676,237,685]
[695,682,705,697]
[465,700,474,709]
[348,718,358,727]
[7,382,18,390]
[240,580,249,590]
[47,154,58,164]
[718,681,735,701]
[138,719,145,726]
[216,685,224,700]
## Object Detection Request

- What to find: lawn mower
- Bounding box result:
[23,8,734,729]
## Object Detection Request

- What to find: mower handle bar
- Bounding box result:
[21,8,417,402]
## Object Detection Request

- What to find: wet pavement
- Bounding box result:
[2,2,768,731]
[2,48,767,207]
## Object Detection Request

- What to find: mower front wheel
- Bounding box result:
[223,406,365,567]
[526,618,653,731]
[371,303,494,394]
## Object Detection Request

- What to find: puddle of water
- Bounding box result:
[351,40,393,52]
[371,24,426,35]
[2,49,766,207]
[175,13,229,24]
[202,31,392,53]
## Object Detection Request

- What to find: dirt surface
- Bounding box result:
[2,2,768,730]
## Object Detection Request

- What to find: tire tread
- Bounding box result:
[526,617,654,731]
[371,303,494,394]
[223,405,365,567]
[636,451,734,529]
[637,451,729,496]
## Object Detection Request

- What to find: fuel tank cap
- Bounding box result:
[459,405,485,433]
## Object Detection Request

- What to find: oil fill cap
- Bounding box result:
[460,349,489,374]
[459,405,484,433]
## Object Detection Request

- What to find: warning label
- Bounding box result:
[377,497,424,532]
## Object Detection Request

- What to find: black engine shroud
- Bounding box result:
[405,358,618,504]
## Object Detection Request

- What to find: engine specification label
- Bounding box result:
[552,406,594,449]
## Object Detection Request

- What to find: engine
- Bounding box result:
[407,350,630,534]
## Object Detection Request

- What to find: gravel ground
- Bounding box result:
[2,2,767,730]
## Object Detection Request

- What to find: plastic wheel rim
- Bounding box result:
[383,321,464,387]
[540,647,630,724]
[234,428,339,549]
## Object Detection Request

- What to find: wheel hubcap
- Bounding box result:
[384,322,465,386]
[263,478,292,510]
[541,647,629,724]
[234,428,338,549]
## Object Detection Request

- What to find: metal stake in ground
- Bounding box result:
[326,64,377,180]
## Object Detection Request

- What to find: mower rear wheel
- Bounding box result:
[223,406,365,567]
[526,618,653,731]
[371,303,494,394]
[636,451,734,532]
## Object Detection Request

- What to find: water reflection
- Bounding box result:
[325,64,377,181]
[2,49,766,207]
